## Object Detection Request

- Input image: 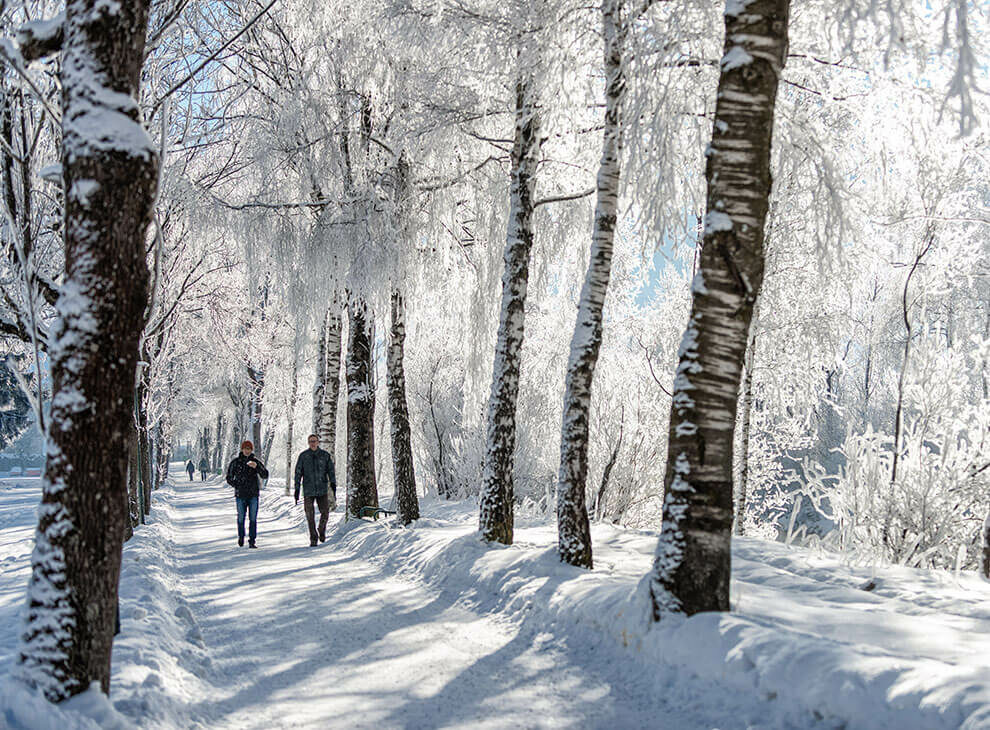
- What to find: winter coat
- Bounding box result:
[294,447,336,500]
[226,453,269,500]
[186,461,195,473]
[198,457,209,471]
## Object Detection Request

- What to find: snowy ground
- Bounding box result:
[1,468,988,729]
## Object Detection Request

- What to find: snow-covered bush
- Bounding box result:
[803,405,990,569]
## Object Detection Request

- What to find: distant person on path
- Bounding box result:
[185,460,195,481]
[294,434,337,547]
[226,440,269,548]
[199,456,209,481]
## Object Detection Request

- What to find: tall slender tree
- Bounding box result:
[285,355,298,495]
[556,0,628,569]
[387,154,419,524]
[388,290,419,524]
[19,0,158,700]
[313,304,343,474]
[478,75,542,545]
[648,0,791,617]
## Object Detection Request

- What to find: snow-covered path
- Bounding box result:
[5,471,987,729]
[148,474,746,729]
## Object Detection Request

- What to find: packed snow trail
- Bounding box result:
[8,472,986,728]
[141,471,783,730]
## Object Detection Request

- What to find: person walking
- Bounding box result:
[198,455,209,481]
[226,440,269,548]
[294,434,337,547]
[185,459,195,481]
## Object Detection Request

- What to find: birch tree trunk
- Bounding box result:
[313,305,343,475]
[734,328,756,536]
[388,291,419,524]
[556,0,626,568]
[648,0,790,618]
[249,364,263,451]
[139,406,151,517]
[313,310,327,433]
[346,298,378,517]
[981,509,990,580]
[19,0,157,700]
[137,378,151,516]
[285,357,298,494]
[127,425,140,529]
[154,422,166,489]
[478,76,541,545]
[212,411,224,472]
[594,409,624,521]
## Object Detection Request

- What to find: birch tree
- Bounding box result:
[388,290,419,524]
[556,0,628,568]
[313,305,343,479]
[387,155,419,524]
[648,0,790,617]
[478,75,543,545]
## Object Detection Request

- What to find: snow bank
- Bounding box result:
[0,680,131,730]
[323,497,990,730]
[109,480,219,727]
[0,478,216,729]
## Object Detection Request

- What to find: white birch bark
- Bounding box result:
[734,326,756,536]
[556,0,626,569]
[478,76,542,545]
[648,0,790,618]
[981,509,990,580]
[388,290,419,524]
[313,305,342,480]
[285,357,298,494]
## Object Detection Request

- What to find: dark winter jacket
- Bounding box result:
[186,461,195,473]
[226,453,269,500]
[198,457,209,472]
[294,447,336,500]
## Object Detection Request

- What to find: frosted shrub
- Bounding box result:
[803,411,990,568]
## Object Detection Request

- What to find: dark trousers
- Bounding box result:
[236,496,259,542]
[186,468,194,480]
[200,470,207,481]
[304,495,329,542]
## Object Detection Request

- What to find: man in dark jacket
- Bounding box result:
[226,440,269,548]
[198,456,209,481]
[185,460,195,480]
[294,434,337,546]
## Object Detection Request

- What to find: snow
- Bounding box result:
[62,106,155,164]
[2,470,990,728]
[38,164,62,183]
[724,0,755,17]
[704,210,734,234]
[15,13,64,46]
[722,46,755,71]
[68,180,100,205]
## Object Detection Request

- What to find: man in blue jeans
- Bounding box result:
[225,439,269,548]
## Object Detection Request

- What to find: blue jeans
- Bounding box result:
[236,496,259,542]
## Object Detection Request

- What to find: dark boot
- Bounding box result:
[249,541,257,548]
[238,536,244,547]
